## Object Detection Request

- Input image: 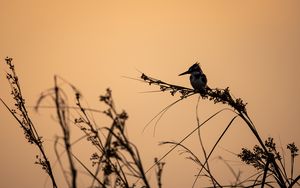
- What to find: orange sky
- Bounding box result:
[1,1,300,187]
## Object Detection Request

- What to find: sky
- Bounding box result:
[1,1,300,187]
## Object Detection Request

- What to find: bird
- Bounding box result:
[179,63,208,93]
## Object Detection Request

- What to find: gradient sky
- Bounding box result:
[1,1,300,187]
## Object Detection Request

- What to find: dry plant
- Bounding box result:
[1,57,299,188]
[1,58,160,188]
[138,71,299,188]
[1,57,58,188]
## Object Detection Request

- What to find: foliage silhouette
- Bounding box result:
[138,70,299,187]
[1,58,299,187]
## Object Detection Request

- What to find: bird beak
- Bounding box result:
[178,70,190,76]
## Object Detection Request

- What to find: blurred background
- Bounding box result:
[1,1,300,187]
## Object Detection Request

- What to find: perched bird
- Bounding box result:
[179,63,208,93]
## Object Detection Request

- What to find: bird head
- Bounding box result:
[179,63,202,76]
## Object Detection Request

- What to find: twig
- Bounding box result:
[2,57,58,188]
